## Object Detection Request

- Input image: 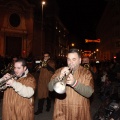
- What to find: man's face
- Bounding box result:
[14,62,26,77]
[13,58,18,63]
[67,53,81,70]
[44,54,50,61]
[82,57,89,64]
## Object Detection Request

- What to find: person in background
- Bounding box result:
[1,56,18,76]
[82,57,97,82]
[81,56,90,69]
[82,57,97,102]
[10,57,18,74]
[1,58,36,120]
[48,48,94,120]
[35,52,56,115]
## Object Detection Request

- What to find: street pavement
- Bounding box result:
[34,99,53,120]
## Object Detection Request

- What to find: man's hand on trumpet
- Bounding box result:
[60,67,70,79]
[59,67,76,86]
[3,73,15,86]
[66,74,75,86]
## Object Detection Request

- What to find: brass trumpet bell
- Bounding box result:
[84,64,90,69]
[53,81,66,94]
[53,68,73,94]
[42,61,47,67]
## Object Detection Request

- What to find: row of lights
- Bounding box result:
[56,26,67,38]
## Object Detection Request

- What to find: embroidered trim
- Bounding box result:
[72,80,78,87]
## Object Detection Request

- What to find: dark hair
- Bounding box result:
[44,52,51,56]
[15,58,27,67]
[68,48,81,57]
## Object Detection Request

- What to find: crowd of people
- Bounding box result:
[0,48,120,120]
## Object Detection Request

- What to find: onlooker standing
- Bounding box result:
[48,48,94,120]
[35,52,55,115]
[1,56,18,76]
[1,58,36,120]
[82,57,97,82]
[81,56,91,70]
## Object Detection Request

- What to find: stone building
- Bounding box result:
[0,0,34,58]
[96,0,120,61]
[0,0,69,59]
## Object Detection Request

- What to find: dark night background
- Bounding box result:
[56,0,108,49]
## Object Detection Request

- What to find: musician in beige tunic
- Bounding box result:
[35,52,55,115]
[1,58,36,120]
[48,48,94,120]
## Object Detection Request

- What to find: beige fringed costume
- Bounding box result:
[37,60,55,99]
[2,70,36,120]
[48,66,94,120]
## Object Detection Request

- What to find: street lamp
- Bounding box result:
[41,1,46,57]
[41,1,46,30]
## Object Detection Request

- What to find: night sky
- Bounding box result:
[56,0,108,49]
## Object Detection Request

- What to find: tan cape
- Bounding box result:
[2,73,36,120]
[50,66,94,120]
[37,59,55,99]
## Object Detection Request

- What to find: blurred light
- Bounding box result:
[85,39,100,43]
[23,50,26,54]
[96,49,99,52]
[96,61,100,63]
[42,1,46,5]
[71,43,75,46]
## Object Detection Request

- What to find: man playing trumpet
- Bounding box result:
[35,52,56,115]
[48,48,94,120]
[1,58,36,120]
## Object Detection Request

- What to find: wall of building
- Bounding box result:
[0,0,69,59]
[0,0,34,57]
[96,1,120,61]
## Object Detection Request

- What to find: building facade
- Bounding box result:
[33,0,69,59]
[0,0,34,58]
[96,0,120,61]
[0,0,69,59]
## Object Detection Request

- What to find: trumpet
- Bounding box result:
[83,63,90,70]
[0,74,17,91]
[0,63,14,75]
[41,60,47,67]
[53,68,73,94]
[34,60,47,72]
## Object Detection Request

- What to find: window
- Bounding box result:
[9,13,20,27]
